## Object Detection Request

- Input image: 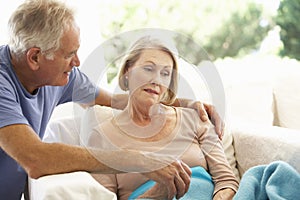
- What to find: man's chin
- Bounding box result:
[53,78,69,86]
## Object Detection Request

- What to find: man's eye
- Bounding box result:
[65,52,75,59]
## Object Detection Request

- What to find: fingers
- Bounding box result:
[174,173,186,199]
[204,103,225,140]
[198,102,209,122]
[167,178,177,200]
[181,161,192,176]
[171,160,191,199]
[143,159,191,200]
[178,161,191,194]
[215,117,225,140]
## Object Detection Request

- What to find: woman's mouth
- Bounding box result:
[144,88,159,95]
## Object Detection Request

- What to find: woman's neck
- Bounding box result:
[127,102,156,125]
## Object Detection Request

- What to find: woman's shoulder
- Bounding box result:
[174,107,199,119]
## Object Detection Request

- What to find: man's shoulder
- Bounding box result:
[0,45,10,64]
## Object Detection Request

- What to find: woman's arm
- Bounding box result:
[213,188,235,200]
[173,98,225,139]
[197,120,239,197]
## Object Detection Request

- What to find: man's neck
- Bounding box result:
[10,52,38,94]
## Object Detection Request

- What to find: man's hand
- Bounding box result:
[142,160,191,200]
[188,101,225,140]
[138,182,168,199]
[203,103,225,140]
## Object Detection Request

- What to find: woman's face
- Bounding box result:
[127,49,174,106]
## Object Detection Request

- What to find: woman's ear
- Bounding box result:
[26,47,41,71]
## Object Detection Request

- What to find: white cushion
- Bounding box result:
[225,80,274,126]
[29,172,116,200]
[272,64,300,130]
[43,116,81,145]
[216,57,275,126]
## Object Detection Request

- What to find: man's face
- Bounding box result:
[36,24,81,87]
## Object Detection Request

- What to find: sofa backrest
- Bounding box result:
[272,62,300,130]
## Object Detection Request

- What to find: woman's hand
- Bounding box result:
[213,188,235,200]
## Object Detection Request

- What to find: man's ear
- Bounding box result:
[26,47,41,71]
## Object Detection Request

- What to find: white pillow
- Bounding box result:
[225,80,274,126]
[43,116,81,145]
[273,64,300,130]
[29,171,117,200]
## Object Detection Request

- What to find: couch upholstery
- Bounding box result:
[217,56,300,177]
[28,56,300,199]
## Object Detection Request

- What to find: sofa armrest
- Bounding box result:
[231,122,300,177]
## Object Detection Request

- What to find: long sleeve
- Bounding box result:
[197,119,239,195]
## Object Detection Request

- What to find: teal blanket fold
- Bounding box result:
[234,161,300,200]
[128,166,214,200]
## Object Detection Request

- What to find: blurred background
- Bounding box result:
[1,0,299,84]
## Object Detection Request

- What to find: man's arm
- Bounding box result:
[93,88,128,110]
[0,124,112,178]
[0,124,191,199]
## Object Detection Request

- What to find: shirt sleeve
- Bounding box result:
[58,68,100,105]
[0,86,29,129]
[196,115,239,195]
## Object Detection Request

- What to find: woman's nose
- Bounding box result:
[150,73,161,85]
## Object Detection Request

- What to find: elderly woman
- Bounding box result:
[88,36,239,200]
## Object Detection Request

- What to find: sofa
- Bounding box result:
[28,55,300,199]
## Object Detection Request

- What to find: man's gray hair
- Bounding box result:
[8,0,76,60]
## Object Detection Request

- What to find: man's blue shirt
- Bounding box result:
[0,45,99,199]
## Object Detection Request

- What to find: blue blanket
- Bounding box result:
[234,161,300,200]
[128,166,214,200]
[129,161,299,200]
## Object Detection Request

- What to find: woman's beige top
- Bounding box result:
[90,107,239,200]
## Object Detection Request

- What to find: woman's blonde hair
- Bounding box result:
[118,35,178,105]
[8,0,76,60]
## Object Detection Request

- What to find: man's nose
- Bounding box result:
[71,53,80,67]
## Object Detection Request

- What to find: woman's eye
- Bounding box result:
[143,65,153,72]
[162,70,171,77]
